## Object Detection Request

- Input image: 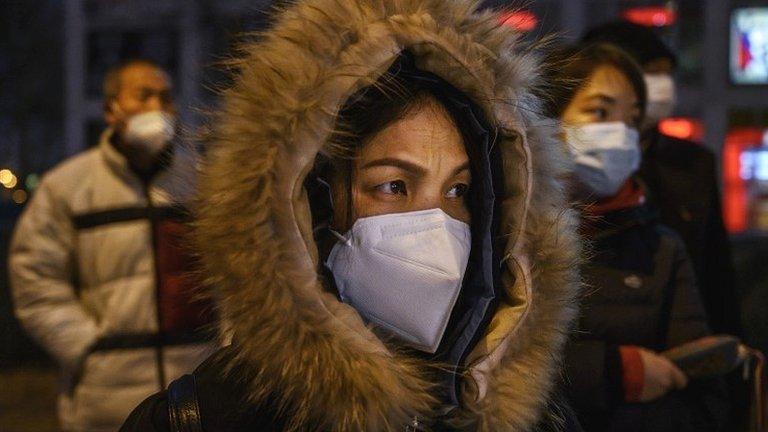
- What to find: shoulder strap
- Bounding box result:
[167,374,204,432]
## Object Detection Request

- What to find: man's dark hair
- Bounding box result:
[103,58,166,103]
[582,21,677,68]
[540,43,647,122]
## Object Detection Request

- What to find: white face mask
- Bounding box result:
[643,73,676,126]
[565,121,641,199]
[326,208,471,353]
[121,110,176,155]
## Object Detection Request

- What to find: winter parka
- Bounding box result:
[9,132,217,431]
[564,202,730,432]
[122,0,584,430]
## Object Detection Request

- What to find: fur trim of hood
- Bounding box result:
[194,0,581,430]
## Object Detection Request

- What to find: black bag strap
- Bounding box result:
[168,374,204,432]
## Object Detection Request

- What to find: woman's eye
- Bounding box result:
[375,180,407,196]
[445,183,469,199]
[585,107,608,120]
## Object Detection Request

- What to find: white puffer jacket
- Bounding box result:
[10,130,217,432]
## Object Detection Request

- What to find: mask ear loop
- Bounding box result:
[328,228,351,245]
[313,166,352,246]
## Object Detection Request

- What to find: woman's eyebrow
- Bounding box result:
[451,161,471,177]
[360,158,427,175]
[584,94,616,105]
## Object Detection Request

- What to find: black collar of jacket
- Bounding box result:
[591,203,660,241]
[588,203,662,276]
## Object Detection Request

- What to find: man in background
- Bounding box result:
[10,59,216,431]
[583,22,742,338]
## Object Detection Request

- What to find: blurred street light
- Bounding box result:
[0,169,18,189]
[0,169,13,185]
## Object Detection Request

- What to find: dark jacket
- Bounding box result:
[565,203,729,432]
[639,130,741,336]
[121,0,585,430]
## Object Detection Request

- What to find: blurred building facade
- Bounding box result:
[0,0,761,362]
[53,0,767,366]
[55,0,768,159]
[1,1,767,430]
[63,0,273,157]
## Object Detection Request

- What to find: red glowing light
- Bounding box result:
[499,11,538,33]
[658,118,704,142]
[622,6,677,27]
[722,128,766,233]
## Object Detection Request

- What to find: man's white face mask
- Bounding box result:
[121,110,176,155]
[565,121,641,199]
[643,73,676,127]
[326,208,471,353]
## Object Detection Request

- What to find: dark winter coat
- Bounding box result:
[121,0,585,430]
[565,203,729,432]
[639,130,741,336]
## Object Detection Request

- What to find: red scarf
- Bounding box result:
[584,179,646,217]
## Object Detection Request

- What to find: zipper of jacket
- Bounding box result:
[144,182,167,390]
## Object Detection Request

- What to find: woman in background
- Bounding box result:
[545,43,729,432]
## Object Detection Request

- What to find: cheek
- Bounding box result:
[330,178,405,232]
[164,103,177,115]
[449,204,471,225]
[561,104,588,125]
[351,193,471,228]
[350,186,401,221]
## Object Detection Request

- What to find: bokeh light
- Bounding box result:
[0,169,13,186]
[12,189,27,204]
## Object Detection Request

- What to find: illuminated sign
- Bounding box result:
[731,8,768,85]
[622,6,677,27]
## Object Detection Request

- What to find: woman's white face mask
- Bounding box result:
[565,121,641,199]
[643,73,676,127]
[326,208,471,353]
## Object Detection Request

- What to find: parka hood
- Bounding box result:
[194,0,581,430]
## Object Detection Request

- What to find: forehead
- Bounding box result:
[119,64,171,92]
[360,99,467,161]
[575,64,638,105]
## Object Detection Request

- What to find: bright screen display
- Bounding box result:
[740,147,768,181]
[731,8,768,85]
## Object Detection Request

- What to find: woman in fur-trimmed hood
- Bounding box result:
[121,0,583,431]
